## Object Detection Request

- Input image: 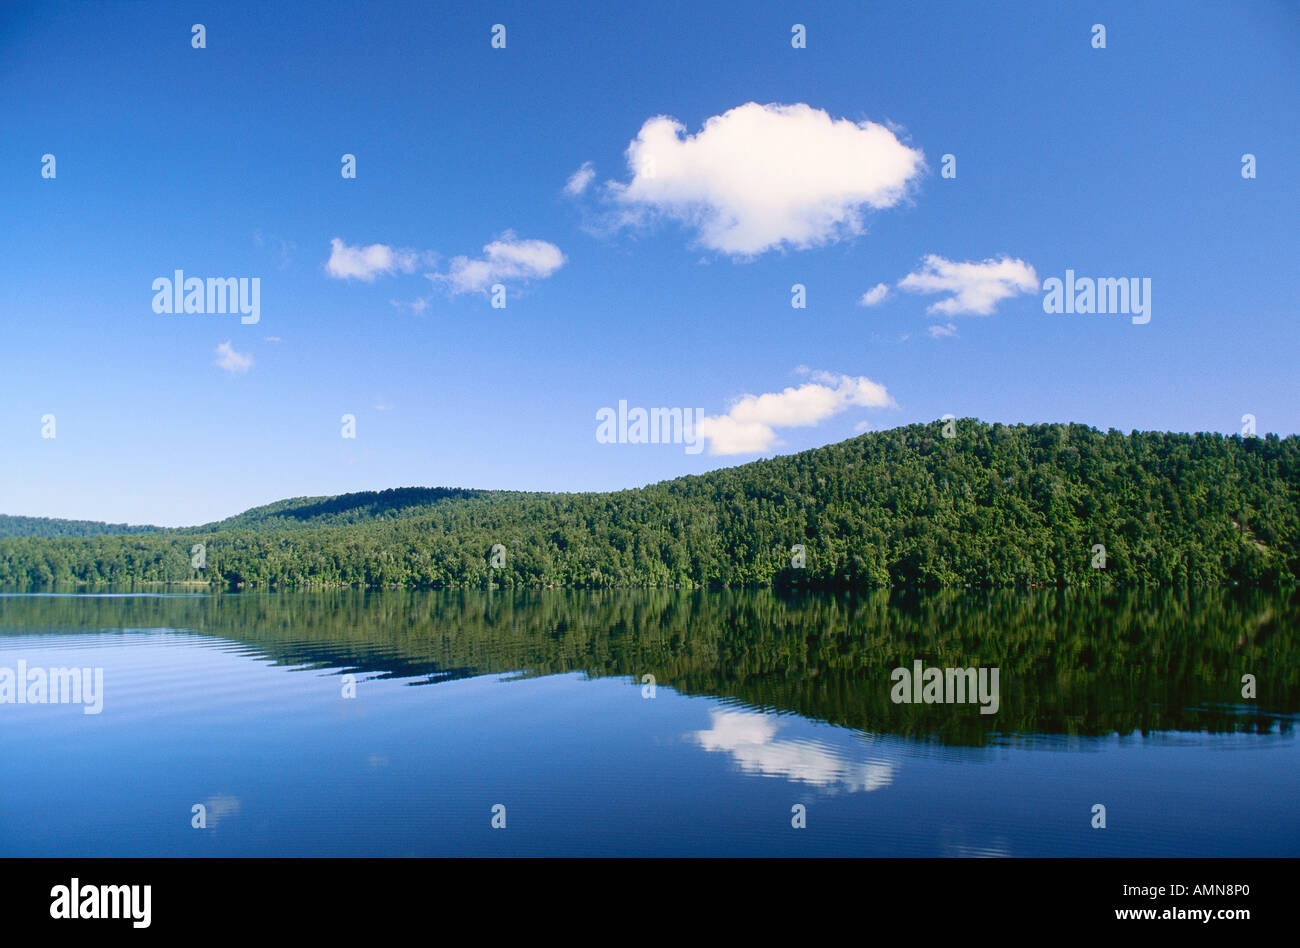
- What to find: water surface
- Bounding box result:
[1,589,1295,856]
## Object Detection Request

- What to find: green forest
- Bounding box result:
[0,514,161,539]
[0,419,1296,590]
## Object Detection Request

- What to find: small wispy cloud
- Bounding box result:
[897,254,1037,316]
[325,232,563,302]
[214,341,252,373]
[928,322,958,339]
[388,297,430,315]
[325,238,424,282]
[433,231,566,295]
[564,161,595,196]
[859,282,890,306]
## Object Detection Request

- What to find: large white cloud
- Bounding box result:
[608,102,925,256]
[437,232,566,294]
[325,238,421,281]
[698,371,893,455]
[897,254,1038,315]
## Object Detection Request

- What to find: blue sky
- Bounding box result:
[2,0,1296,526]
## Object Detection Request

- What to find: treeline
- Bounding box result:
[192,486,493,532]
[0,420,1296,589]
[0,515,162,539]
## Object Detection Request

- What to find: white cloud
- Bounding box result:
[325,237,421,281]
[436,232,566,295]
[859,282,890,306]
[389,296,430,315]
[564,161,595,196]
[609,101,925,256]
[214,341,252,373]
[897,254,1038,316]
[698,371,893,455]
[327,233,564,299]
[692,709,895,792]
[928,322,958,339]
[694,416,778,455]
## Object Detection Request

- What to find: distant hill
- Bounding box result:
[194,487,496,532]
[0,488,498,539]
[0,420,1295,589]
[0,515,163,540]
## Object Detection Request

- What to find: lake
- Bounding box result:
[1,588,1296,857]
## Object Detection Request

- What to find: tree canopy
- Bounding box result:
[1,420,1295,590]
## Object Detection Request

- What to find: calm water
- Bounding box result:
[1,589,1296,857]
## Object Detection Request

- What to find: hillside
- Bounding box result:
[193,486,498,531]
[0,515,162,540]
[0,419,1295,589]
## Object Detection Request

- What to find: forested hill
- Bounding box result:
[0,515,162,539]
[0,420,1296,589]
[193,487,495,531]
[0,488,517,538]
